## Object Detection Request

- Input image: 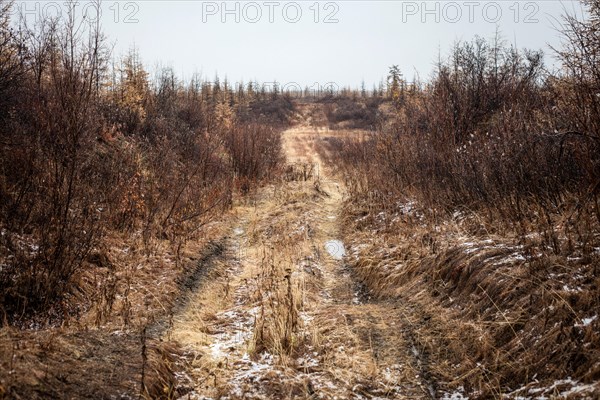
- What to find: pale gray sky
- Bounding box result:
[18,1,585,87]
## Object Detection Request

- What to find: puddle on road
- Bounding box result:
[325,240,346,260]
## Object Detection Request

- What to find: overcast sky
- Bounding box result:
[17,1,586,87]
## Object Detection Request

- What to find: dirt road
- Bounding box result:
[167,119,435,399]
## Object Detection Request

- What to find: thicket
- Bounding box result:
[0,1,291,321]
[332,5,600,253]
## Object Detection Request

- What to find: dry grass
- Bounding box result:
[0,194,251,399]
[310,21,600,397]
[154,127,440,399]
[335,190,600,398]
[0,4,293,397]
[0,313,184,400]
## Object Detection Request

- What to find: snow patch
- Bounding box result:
[576,315,597,328]
[325,240,346,260]
[441,387,469,400]
[506,377,599,399]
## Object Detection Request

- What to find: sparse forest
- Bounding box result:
[0,0,291,322]
[0,0,599,399]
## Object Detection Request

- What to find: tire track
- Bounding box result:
[166,114,437,399]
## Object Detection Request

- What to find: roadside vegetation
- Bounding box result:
[0,2,291,397]
[320,1,600,397]
[1,0,599,398]
[0,0,291,323]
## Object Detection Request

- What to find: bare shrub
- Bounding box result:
[334,33,600,252]
[0,3,287,323]
[330,8,600,396]
[0,3,108,318]
[225,122,283,190]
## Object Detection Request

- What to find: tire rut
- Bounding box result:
[164,124,439,399]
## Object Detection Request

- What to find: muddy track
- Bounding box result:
[164,121,437,399]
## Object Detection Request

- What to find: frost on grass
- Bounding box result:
[506,378,599,399]
[207,309,255,359]
[441,387,469,400]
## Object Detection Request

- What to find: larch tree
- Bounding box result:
[116,48,149,132]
